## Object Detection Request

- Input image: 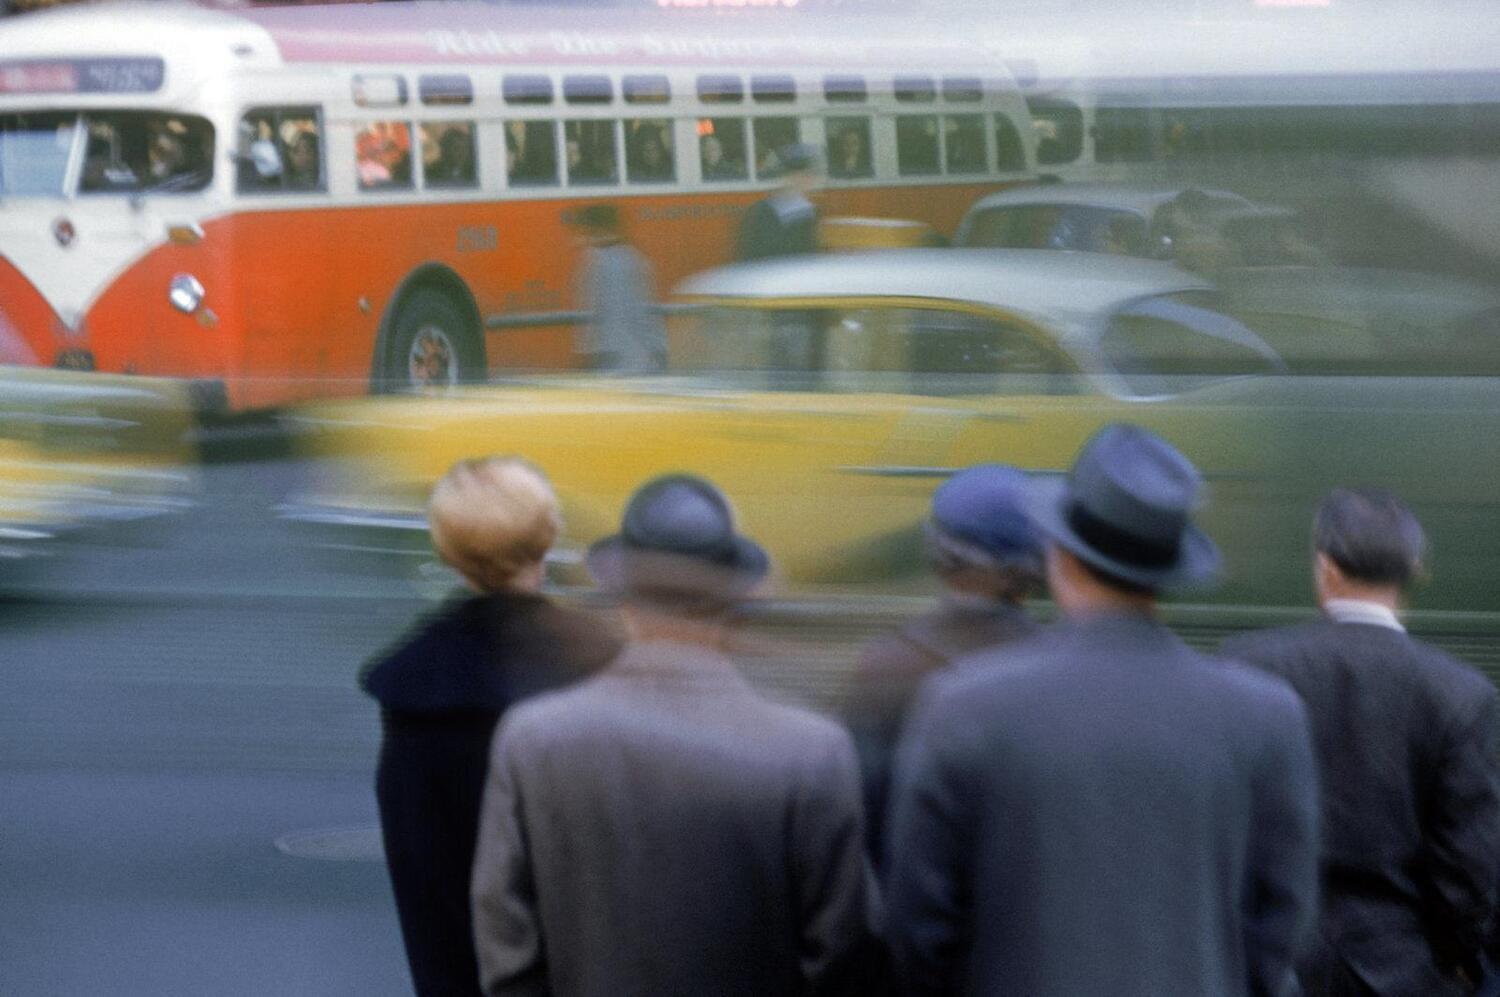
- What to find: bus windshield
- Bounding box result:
[0,110,214,197]
[0,112,79,197]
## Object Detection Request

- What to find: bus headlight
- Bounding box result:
[168,274,206,315]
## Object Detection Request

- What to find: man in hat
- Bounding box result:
[1223,488,1500,996]
[471,474,872,997]
[884,423,1320,997]
[844,464,1043,867]
[734,142,821,262]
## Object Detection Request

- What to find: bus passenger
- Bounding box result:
[361,457,620,997]
[628,124,673,182]
[843,464,1041,869]
[830,123,870,179]
[734,142,821,261]
[699,133,743,180]
[284,130,320,189]
[472,474,872,997]
[428,126,476,186]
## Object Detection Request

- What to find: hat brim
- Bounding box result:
[1027,476,1220,590]
[587,533,770,602]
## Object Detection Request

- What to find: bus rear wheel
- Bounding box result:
[381,288,485,392]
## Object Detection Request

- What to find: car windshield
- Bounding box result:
[0,110,213,196]
[1098,292,1284,396]
[0,112,80,197]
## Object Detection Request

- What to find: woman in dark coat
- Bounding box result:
[361,457,621,997]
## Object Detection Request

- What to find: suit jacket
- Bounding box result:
[575,242,665,373]
[735,194,818,261]
[885,612,1319,997]
[361,593,620,997]
[844,599,1036,867]
[1223,619,1500,996]
[471,639,871,997]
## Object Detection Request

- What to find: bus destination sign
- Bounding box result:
[0,58,165,95]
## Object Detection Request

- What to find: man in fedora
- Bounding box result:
[471,474,871,997]
[735,142,821,262]
[884,423,1320,997]
[1223,488,1500,996]
[844,464,1043,868]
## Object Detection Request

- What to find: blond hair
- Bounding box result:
[428,457,561,592]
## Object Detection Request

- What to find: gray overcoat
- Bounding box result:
[884,613,1320,997]
[471,639,871,997]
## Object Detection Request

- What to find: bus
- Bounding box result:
[986,10,1500,279]
[0,1,1036,410]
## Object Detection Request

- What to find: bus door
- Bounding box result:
[58,110,225,380]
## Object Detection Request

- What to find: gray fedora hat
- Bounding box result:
[587,474,769,602]
[1028,423,1220,589]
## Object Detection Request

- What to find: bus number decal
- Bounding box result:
[457,226,498,253]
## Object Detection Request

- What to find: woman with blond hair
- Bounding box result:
[361,457,620,997]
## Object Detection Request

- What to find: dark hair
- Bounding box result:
[1313,487,1426,587]
[573,203,621,235]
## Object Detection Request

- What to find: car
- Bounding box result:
[954,182,1500,374]
[0,365,199,574]
[283,249,1500,651]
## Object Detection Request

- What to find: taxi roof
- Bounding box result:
[674,248,1213,334]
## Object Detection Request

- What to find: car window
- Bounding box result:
[960,205,1060,248]
[962,204,1149,254]
[666,304,1069,394]
[1098,293,1283,396]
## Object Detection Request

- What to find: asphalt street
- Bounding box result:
[0,455,881,996]
[0,457,429,997]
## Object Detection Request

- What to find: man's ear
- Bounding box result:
[1313,550,1340,600]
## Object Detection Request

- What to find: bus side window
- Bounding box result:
[752,117,800,180]
[625,118,674,184]
[698,118,747,181]
[506,120,558,187]
[943,114,986,174]
[993,114,1027,172]
[356,121,413,190]
[1026,97,1084,165]
[421,121,477,188]
[1095,107,1154,163]
[896,115,940,176]
[565,120,617,185]
[826,116,872,179]
[237,106,322,193]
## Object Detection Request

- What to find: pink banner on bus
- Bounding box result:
[235,4,985,70]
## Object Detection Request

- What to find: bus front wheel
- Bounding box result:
[381,288,485,392]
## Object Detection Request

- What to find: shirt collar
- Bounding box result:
[607,639,749,687]
[1323,598,1405,633]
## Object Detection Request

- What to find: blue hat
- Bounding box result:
[588,474,769,603]
[930,464,1042,563]
[1027,424,1220,589]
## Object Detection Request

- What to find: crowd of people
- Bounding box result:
[360,421,1500,997]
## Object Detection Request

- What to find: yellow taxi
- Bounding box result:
[0,365,198,564]
[285,249,1500,636]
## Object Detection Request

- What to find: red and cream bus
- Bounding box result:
[0,1,1036,409]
